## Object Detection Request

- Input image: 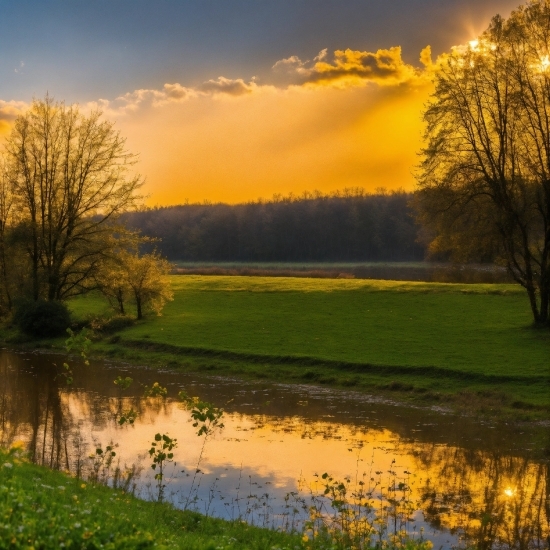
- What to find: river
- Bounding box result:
[0,350,548,549]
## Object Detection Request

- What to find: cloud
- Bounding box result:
[200,77,256,96]
[419,45,433,68]
[111,82,195,112]
[87,76,260,116]
[272,55,309,73]
[0,100,28,133]
[272,46,429,88]
[84,44,433,119]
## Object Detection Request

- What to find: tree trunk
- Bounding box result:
[117,289,125,315]
[525,285,543,325]
[539,286,548,325]
[135,293,142,320]
[0,227,12,311]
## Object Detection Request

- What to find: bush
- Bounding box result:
[89,314,135,334]
[14,299,71,338]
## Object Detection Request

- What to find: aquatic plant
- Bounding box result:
[143,381,168,398]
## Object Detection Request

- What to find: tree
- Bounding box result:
[98,250,173,320]
[2,96,142,302]
[416,2,550,325]
[0,161,15,311]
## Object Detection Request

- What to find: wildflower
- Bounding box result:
[81,483,87,489]
[2,463,13,469]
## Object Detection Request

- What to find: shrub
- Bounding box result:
[90,314,135,334]
[14,299,71,338]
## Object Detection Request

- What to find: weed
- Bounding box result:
[149,433,177,503]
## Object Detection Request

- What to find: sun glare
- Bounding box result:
[504,487,516,497]
[539,55,550,72]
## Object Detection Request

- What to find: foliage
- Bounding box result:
[179,391,225,437]
[298,464,433,550]
[122,190,425,263]
[14,299,71,338]
[0,96,142,303]
[114,376,137,425]
[88,443,118,485]
[114,376,133,391]
[148,433,177,502]
[91,314,136,334]
[143,382,168,399]
[98,249,174,320]
[417,3,550,325]
[65,327,91,363]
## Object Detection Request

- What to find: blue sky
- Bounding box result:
[1,0,518,102]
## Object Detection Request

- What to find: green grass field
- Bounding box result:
[68,276,550,413]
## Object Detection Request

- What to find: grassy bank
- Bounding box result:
[0,447,303,549]
[7,275,550,416]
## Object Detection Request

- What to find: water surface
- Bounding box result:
[0,350,548,549]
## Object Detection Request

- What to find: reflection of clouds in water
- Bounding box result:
[0,351,547,549]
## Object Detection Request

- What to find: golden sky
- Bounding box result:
[0,45,435,205]
[103,46,434,205]
[0,42,476,206]
[0,0,522,206]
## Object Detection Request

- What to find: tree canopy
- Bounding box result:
[417,1,550,325]
[0,96,143,309]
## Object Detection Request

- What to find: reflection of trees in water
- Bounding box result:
[0,357,74,469]
[0,359,20,447]
[1,353,548,548]
[411,444,549,549]
[0,355,166,474]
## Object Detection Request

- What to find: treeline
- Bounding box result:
[123,190,425,262]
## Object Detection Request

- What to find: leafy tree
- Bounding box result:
[2,96,142,302]
[417,2,550,325]
[98,250,173,320]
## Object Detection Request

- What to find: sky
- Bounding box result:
[0,0,521,205]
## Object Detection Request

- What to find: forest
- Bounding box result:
[123,190,426,262]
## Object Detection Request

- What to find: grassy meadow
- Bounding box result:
[67,275,550,414]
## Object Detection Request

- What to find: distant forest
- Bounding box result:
[122,190,426,262]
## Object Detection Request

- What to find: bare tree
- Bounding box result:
[417,4,550,325]
[3,96,142,302]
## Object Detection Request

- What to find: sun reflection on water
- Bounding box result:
[0,351,548,550]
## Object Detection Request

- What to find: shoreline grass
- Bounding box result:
[0,448,304,549]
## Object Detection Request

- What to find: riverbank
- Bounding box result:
[3,275,550,420]
[0,447,304,549]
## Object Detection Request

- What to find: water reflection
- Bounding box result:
[0,350,548,549]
